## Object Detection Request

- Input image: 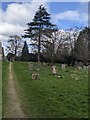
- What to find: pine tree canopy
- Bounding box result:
[23,5,57,39]
[21,41,30,61]
[23,5,57,62]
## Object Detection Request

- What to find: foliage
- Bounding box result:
[73,27,89,64]
[21,41,30,61]
[23,5,57,62]
[6,53,15,61]
[6,35,22,58]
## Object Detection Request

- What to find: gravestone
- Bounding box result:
[51,65,57,75]
[83,65,88,70]
[77,62,84,69]
[61,64,66,70]
[70,74,79,80]
[77,66,82,70]
[36,63,41,71]
[88,65,90,71]
[43,62,46,66]
[32,73,39,80]
[28,63,33,71]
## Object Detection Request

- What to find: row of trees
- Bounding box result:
[5,5,89,65]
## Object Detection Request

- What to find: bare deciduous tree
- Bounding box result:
[6,35,22,58]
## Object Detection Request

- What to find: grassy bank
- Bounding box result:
[13,61,88,118]
[2,61,9,117]
[0,61,2,119]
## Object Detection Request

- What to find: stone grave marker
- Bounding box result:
[32,73,39,80]
[77,62,84,69]
[51,65,57,75]
[28,63,33,71]
[83,65,88,70]
[61,64,66,70]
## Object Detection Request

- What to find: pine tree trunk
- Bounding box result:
[38,28,41,62]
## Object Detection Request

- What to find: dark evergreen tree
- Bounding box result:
[2,47,5,60]
[23,5,57,62]
[7,53,15,61]
[0,42,2,60]
[21,41,30,61]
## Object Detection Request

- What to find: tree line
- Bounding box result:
[4,5,89,65]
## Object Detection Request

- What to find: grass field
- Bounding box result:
[0,61,2,119]
[2,61,9,117]
[11,61,88,118]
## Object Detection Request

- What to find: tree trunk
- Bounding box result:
[14,47,17,61]
[38,28,41,63]
[51,42,54,64]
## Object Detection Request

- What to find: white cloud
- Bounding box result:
[55,10,80,21]
[4,2,44,25]
[0,22,25,36]
[0,9,3,21]
[55,10,88,22]
[0,1,49,42]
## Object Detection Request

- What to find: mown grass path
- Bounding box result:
[5,62,25,118]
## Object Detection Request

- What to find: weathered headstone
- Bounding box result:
[32,73,39,80]
[43,62,46,66]
[51,65,57,75]
[61,64,66,70]
[77,62,84,69]
[83,65,88,70]
[36,63,41,71]
[88,65,90,71]
[36,68,40,71]
[77,66,82,70]
[70,74,79,80]
[28,63,33,71]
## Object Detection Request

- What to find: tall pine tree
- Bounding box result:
[21,41,30,61]
[23,5,57,62]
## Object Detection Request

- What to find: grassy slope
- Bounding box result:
[0,61,2,119]
[13,62,88,118]
[2,61,9,117]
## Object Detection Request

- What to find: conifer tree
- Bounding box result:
[21,41,30,61]
[23,5,57,62]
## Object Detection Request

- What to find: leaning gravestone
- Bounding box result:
[61,64,66,70]
[51,65,57,75]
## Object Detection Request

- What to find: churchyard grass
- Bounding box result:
[3,61,88,118]
[2,61,9,116]
[0,61,2,118]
